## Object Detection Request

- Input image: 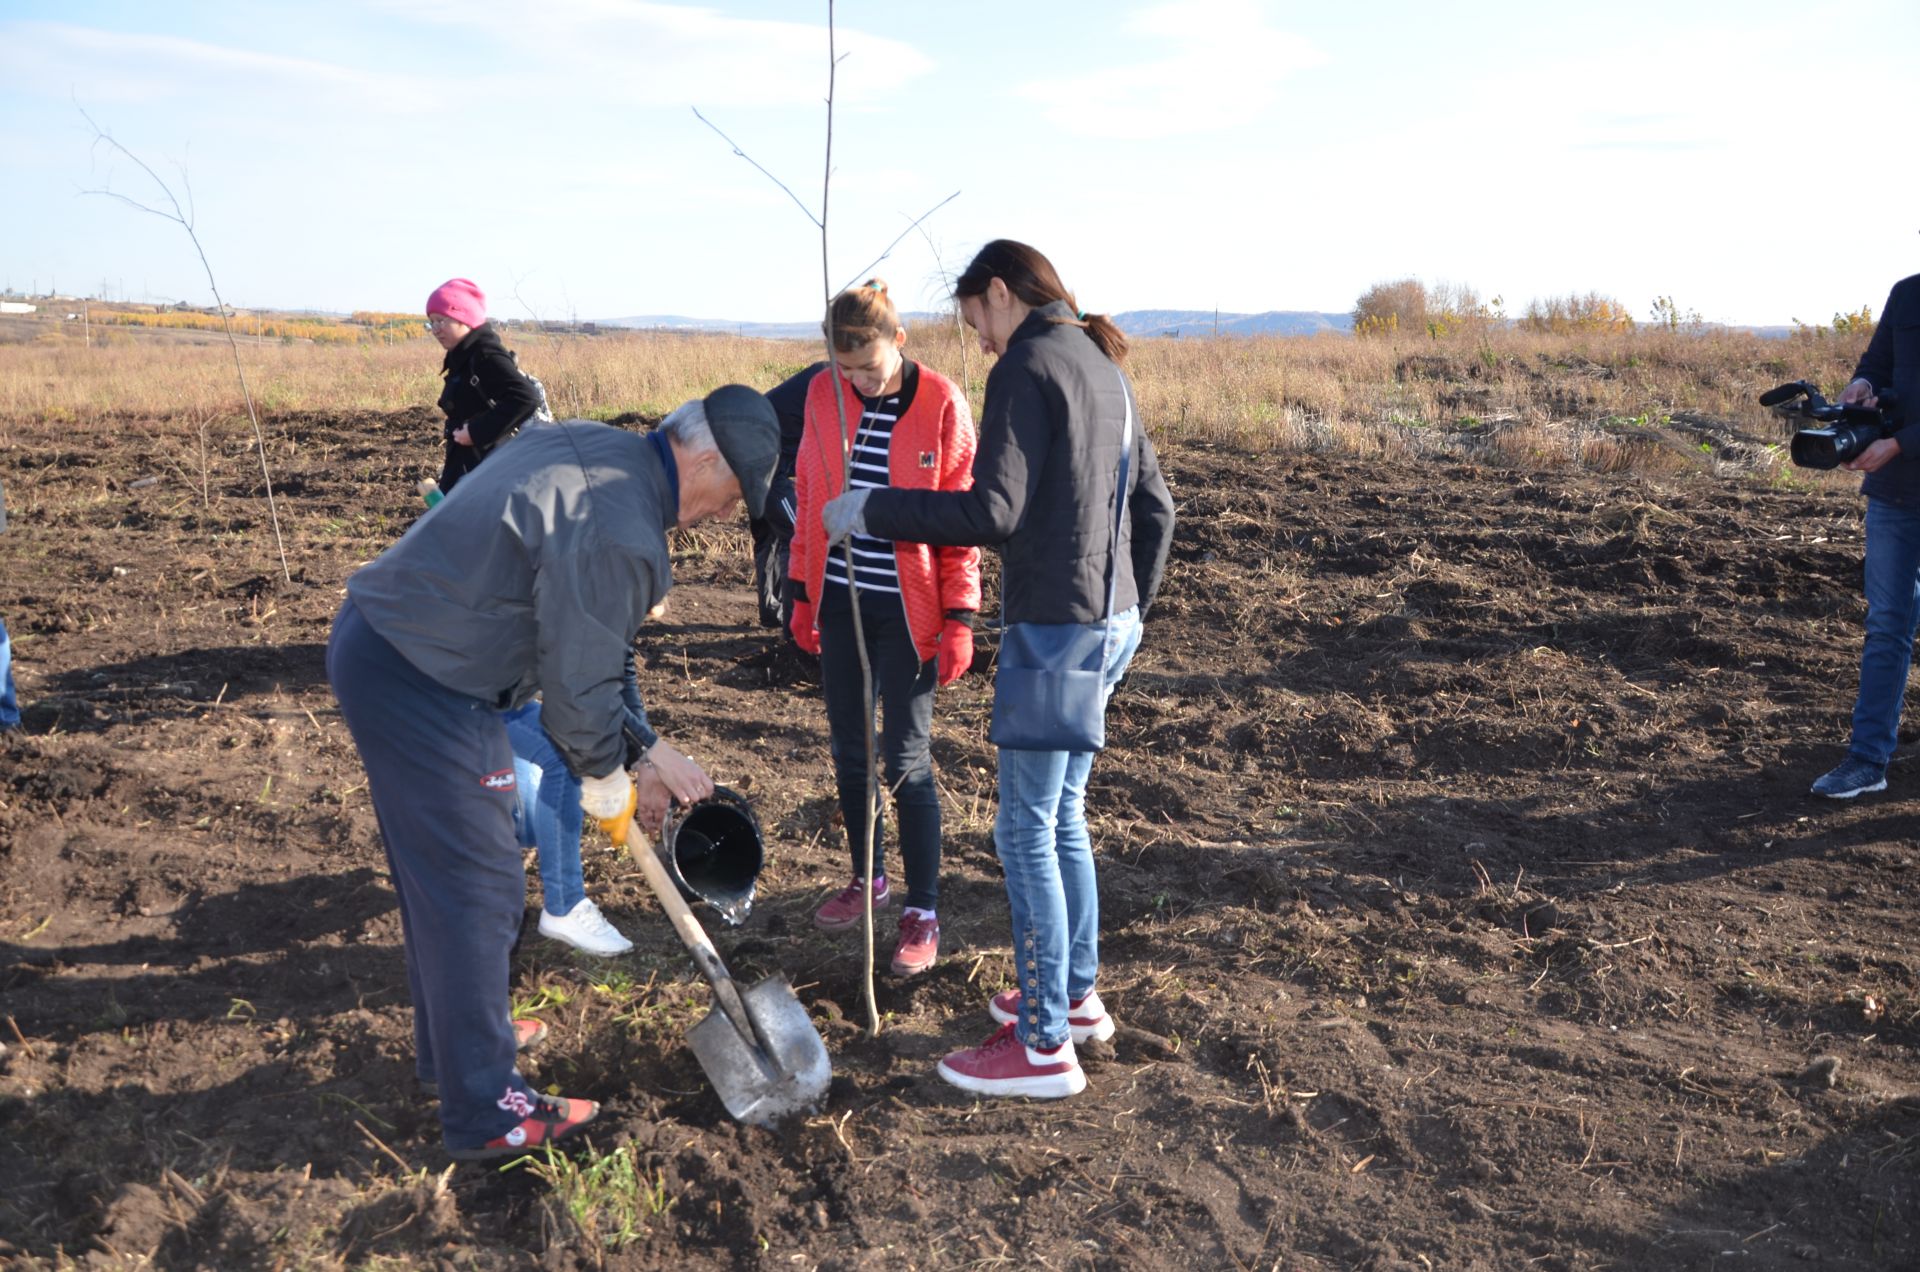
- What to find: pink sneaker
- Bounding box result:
[989,988,1115,1044]
[937,1023,1085,1099]
[814,876,891,931]
[890,910,940,976]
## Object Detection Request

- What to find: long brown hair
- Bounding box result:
[823,277,903,353]
[953,239,1128,364]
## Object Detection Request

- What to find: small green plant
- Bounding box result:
[512,984,572,1017]
[511,1144,674,1249]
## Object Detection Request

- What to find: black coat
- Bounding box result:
[863,301,1175,626]
[436,323,540,493]
[1853,274,1920,507]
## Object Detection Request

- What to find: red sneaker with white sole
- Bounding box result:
[450,1094,599,1161]
[814,876,891,931]
[988,988,1115,1044]
[936,1023,1085,1099]
[890,910,940,976]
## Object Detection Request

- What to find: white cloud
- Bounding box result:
[361,0,933,108]
[1016,0,1327,139]
[0,20,432,111]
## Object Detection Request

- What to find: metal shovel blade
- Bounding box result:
[686,973,833,1127]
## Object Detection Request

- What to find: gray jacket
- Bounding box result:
[347,421,674,779]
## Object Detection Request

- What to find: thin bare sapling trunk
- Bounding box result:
[78,107,292,584]
[693,3,956,1037]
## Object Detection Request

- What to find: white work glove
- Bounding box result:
[580,770,637,846]
[821,488,872,546]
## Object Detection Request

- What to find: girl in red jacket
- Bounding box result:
[788,280,980,976]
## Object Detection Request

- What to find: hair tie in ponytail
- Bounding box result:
[1077,310,1087,321]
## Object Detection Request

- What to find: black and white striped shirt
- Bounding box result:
[824,361,919,595]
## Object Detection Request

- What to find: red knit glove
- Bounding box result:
[936,618,974,686]
[789,600,820,655]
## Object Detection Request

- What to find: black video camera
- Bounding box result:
[1760,380,1902,470]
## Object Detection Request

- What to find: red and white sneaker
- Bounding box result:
[814,876,891,931]
[891,910,940,976]
[988,988,1115,1044]
[450,1093,599,1161]
[937,1023,1086,1099]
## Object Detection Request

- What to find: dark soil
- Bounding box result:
[3,408,1918,1270]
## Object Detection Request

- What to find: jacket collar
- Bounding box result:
[1008,299,1077,350]
[644,429,680,528]
[442,322,501,373]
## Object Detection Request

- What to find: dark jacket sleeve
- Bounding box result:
[764,362,828,474]
[618,655,658,765]
[464,346,541,450]
[1853,280,1920,456]
[533,537,662,779]
[1853,281,1904,393]
[863,361,1051,548]
[1127,427,1175,618]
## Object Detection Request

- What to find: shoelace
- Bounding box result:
[528,1096,572,1123]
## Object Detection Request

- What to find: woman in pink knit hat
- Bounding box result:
[426,278,544,494]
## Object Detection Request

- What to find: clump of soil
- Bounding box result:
[1,411,1917,1269]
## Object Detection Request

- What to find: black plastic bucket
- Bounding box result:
[663,786,763,927]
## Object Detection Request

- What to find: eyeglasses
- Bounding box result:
[427,315,457,330]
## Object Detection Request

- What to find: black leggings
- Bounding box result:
[816,583,942,910]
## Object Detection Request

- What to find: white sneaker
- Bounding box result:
[538,898,633,955]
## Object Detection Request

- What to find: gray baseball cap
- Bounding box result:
[702,384,780,519]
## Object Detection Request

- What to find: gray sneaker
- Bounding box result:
[1810,757,1887,799]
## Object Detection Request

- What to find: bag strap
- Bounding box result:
[1099,367,1134,624]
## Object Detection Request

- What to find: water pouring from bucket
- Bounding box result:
[661,786,763,927]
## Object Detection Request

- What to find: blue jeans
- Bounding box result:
[1850,497,1920,766]
[502,702,586,917]
[993,607,1143,1050]
[0,615,18,729]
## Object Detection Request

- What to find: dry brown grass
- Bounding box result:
[0,315,1869,485]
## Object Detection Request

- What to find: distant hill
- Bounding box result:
[599,308,1357,341]
[1109,309,1354,338]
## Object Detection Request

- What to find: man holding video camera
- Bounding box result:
[1811,271,1920,798]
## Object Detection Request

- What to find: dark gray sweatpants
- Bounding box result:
[326,598,539,1150]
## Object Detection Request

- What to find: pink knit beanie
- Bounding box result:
[426,278,486,328]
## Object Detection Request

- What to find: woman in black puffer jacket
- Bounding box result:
[426,277,541,494]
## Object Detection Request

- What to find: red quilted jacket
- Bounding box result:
[790,363,981,662]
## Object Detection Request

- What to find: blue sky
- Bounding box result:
[2,0,1916,326]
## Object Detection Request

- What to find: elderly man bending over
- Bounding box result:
[327,388,778,1161]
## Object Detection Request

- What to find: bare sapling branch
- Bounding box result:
[837,190,960,296]
[77,106,292,584]
[913,222,974,404]
[691,107,825,230]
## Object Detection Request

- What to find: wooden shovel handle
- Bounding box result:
[626,818,770,1056]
